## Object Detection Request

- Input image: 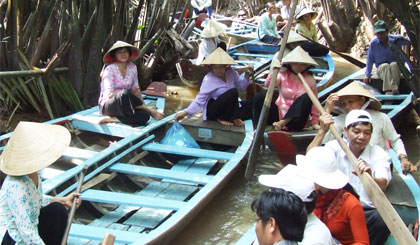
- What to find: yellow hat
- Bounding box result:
[282,46,318,66]
[201,48,238,65]
[0,122,71,176]
[332,81,382,114]
[103,40,141,64]
[201,20,227,38]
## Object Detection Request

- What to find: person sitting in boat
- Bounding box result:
[322,81,417,174]
[297,147,369,244]
[98,40,164,126]
[294,9,329,57]
[174,48,253,126]
[191,0,213,18]
[259,164,333,244]
[253,46,319,131]
[308,109,392,244]
[196,20,227,65]
[252,190,307,245]
[364,20,411,95]
[0,122,82,244]
[257,2,281,45]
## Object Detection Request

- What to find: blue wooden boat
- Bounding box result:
[0,86,254,244]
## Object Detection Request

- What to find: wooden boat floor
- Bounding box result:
[69,157,218,244]
[386,169,417,208]
[179,113,245,146]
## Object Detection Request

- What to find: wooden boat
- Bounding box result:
[1,84,254,244]
[267,68,415,164]
[234,147,420,245]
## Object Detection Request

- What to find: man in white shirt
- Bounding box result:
[308,109,391,244]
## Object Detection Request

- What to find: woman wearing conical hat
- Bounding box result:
[98,40,164,125]
[253,46,319,131]
[0,122,81,244]
[174,48,254,126]
[196,20,227,65]
[321,81,417,174]
[295,8,318,42]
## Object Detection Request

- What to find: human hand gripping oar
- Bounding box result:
[244,0,299,180]
[297,73,417,245]
[61,164,88,245]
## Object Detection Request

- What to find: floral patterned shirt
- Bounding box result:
[0,174,51,244]
[98,62,140,106]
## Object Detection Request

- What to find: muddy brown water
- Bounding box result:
[165,54,420,244]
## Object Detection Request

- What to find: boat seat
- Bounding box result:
[232,52,274,58]
[62,147,97,160]
[109,164,212,185]
[69,223,146,244]
[375,94,408,100]
[81,189,185,210]
[142,143,234,160]
[309,68,328,74]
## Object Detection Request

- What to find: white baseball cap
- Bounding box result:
[258,164,315,202]
[345,109,372,128]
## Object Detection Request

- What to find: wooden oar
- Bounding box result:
[244,0,299,180]
[297,73,417,245]
[61,164,88,245]
[304,36,366,68]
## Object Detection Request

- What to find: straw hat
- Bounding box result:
[103,40,141,64]
[331,81,382,114]
[200,20,227,38]
[296,8,318,21]
[282,46,318,66]
[0,122,71,176]
[259,165,315,202]
[297,147,349,190]
[201,47,238,65]
[287,31,308,44]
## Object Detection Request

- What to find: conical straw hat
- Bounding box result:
[287,31,307,44]
[331,81,382,114]
[296,8,318,21]
[201,20,227,38]
[201,48,238,65]
[282,46,318,66]
[103,40,141,64]
[0,122,71,176]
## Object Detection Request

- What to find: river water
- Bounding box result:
[164,54,420,244]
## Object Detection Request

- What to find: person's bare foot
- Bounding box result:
[233,118,244,126]
[273,120,286,131]
[217,119,234,126]
[98,116,120,124]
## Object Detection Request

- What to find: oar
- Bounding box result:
[61,164,88,245]
[297,73,417,245]
[244,0,299,180]
[304,36,366,68]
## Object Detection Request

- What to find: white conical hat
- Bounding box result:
[0,122,71,176]
[282,46,318,66]
[296,8,318,21]
[201,48,238,65]
[287,31,307,44]
[103,40,141,64]
[201,20,227,38]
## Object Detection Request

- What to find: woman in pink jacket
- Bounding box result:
[253,46,319,131]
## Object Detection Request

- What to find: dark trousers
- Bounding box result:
[300,41,329,57]
[364,207,390,245]
[253,91,280,125]
[259,35,280,45]
[193,6,213,18]
[206,88,252,121]
[100,89,150,126]
[2,202,68,245]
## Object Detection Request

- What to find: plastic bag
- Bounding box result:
[160,121,200,148]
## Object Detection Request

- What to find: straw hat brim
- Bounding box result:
[282,46,318,67]
[201,20,227,38]
[296,9,318,21]
[331,81,382,114]
[0,122,71,176]
[103,40,141,64]
[201,47,238,65]
[287,31,307,44]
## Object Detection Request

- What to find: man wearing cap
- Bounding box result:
[259,165,333,244]
[308,110,392,244]
[364,20,411,95]
[252,190,307,245]
[322,81,416,174]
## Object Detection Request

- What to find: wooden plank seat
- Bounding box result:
[232,52,275,58]
[309,68,328,74]
[81,189,185,210]
[69,224,146,244]
[109,164,213,185]
[142,143,234,160]
[62,147,97,160]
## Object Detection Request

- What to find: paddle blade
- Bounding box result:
[267,131,297,164]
